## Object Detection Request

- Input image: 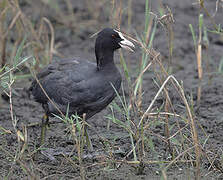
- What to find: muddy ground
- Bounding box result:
[0,0,223,179]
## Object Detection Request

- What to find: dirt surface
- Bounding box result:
[1,0,223,179]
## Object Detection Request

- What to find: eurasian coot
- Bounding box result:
[30,28,134,143]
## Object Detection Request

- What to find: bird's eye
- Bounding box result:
[112,34,116,38]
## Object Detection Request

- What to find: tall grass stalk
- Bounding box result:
[134,0,157,104]
[55,112,87,179]
[189,14,204,105]
[0,37,37,178]
[109,83,137,161]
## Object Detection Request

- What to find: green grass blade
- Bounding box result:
[14,36,27,67]
[189,24,197,52]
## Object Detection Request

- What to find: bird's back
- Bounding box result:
[30,58,121,118]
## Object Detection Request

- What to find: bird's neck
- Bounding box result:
[95,48,115,70]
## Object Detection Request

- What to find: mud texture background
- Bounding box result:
[0,0,223,179]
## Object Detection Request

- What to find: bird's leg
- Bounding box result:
[40,114,49,145]
[81,113,93,151]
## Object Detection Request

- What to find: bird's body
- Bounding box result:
[30,28,134,120]
[29,28,134,144]
[30,57,121,119]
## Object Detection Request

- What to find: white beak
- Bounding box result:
[114,30,135,52]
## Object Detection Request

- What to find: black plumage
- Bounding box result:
[30,28,134,120]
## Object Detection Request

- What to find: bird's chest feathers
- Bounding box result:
[89,72,121,93]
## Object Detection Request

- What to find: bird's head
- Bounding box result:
[95,28,135,52]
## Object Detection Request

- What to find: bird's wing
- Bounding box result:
[30,58,110,111]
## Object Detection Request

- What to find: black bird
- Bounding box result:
[29,28,134,144]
